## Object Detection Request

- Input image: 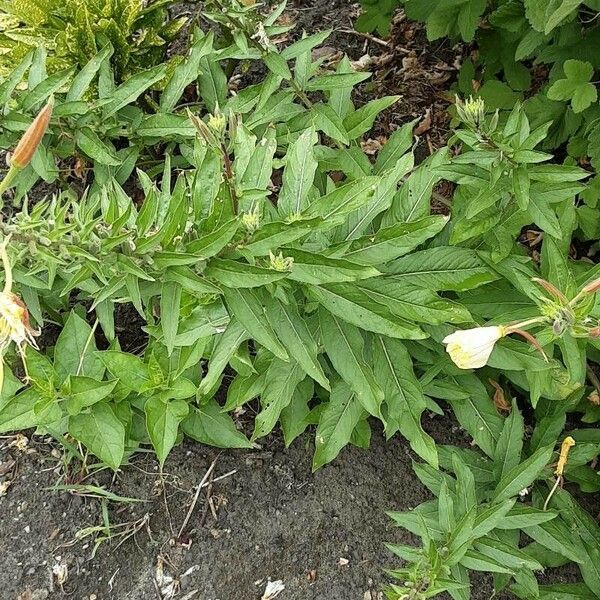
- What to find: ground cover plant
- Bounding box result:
[0,1,599,599]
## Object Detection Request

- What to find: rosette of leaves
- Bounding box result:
[0,0,186,81]
[0,75,487,471]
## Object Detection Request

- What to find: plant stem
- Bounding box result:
[0,165,21,201]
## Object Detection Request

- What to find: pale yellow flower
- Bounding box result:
[442,325,506,369]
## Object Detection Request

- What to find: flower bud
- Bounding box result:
[11,98,54,169]
[269,251,293,272]
[455,96,485,130]
[242,206,260,233]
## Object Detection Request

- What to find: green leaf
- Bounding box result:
[306,72,371,91]
[198,56,228,112]
[182,400,252,448]
[388,247,497,291]
[55,312,104,384]
[76,128,121,166]
[313,380,364,470]
[160,31,214,113]
[0,389,52,433]
[223,288,288,360]
[243,219,319,256]
[303,177,379,224]
[493,401,524,481]
[69,403,125,470]
[474,536,543,571]
[311,104,350,144]
[343,216,448,265]
[285,249,380,284]
[460,550,515,574]
[373,336,438,467]
[145,396,189,466]
[523,518,588,564]
[548,60,597,113]
[198,319,247,396]
[265,299,330,390]
[343,95,400,139]
[67,44,113,102]
[186,219,239,257]
[277,127,319,217]
[102,64,167,117]
[252,358,305,440]
[0,50,33,106]
[99,351,151,392]
[354,278,471,324]
[308,283,426,339]
[493,445,553,501]
[496,506,558,529]
[160,281,182,356]
[64,376,117,416]
[318,309,384,420]
[205,259,288,288]
[281,378,313,446]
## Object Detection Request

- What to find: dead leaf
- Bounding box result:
[0,480,12,497]
[261,580,285,600]
[490,379,511,414]
[414,109,432,135]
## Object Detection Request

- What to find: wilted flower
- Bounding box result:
[0,236,39,389]
[443,325,506,369]
[581,277,600,295]
[11,97,54,169]
[0,292,39,351]
[0,98,54,199]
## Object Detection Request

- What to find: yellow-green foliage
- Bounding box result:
[0,0,186,81]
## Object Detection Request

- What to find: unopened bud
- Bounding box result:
[11,98,54,169]
[456,95,485,130]
[242,206,260,233]
[269,251,293,272]
[208,112,226,135]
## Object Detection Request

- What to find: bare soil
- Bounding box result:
[0,421,435,600]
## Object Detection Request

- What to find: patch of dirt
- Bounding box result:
[1,415,589,600]
[1,424,426,600]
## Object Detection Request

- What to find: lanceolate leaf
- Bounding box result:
[284,248,380,285]
[277,127,319,217]
[308,283,426,339]
[493,401,524,481]
[252,359,305,440]
[373,336,438,467]
[313,380,364,470]
[265,299,330,390]
[223,288,288,360]
[387,247,498,291]
[343,215,448,265]
[493,445,554,501]
[318,308,384,420]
